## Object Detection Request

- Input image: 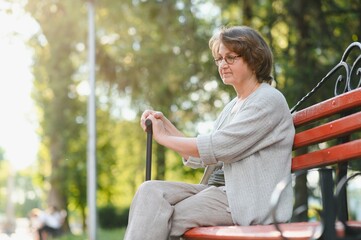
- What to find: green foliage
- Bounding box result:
[0,158,10,212]
[57,228,125,240]
[98,205,129,229]
[14,168,43,217]
[0,162,42,217]
[25,0,89,227]
[0,147,4,161]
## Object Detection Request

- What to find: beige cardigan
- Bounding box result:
[184,83,295,226]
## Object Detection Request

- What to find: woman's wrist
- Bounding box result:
[157,135,199,158]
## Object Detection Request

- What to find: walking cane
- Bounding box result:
[145,119,153,181]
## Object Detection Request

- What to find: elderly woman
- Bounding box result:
[125,26,295,240]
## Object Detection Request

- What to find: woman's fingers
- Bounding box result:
[141,110,152,121]
[153,111,164,119]
[140,110,154,130]
[146,115,167,143]
[140,110,165,131]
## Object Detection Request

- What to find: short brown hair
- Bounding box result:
[209,26,273,83]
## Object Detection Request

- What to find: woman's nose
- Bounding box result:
[219,61,229,68]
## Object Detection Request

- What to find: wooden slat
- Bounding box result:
[292,139,361,171]
[293,111,361,149]
[293,89,361,127]
[184,222,319,240]
[183,221,361,240]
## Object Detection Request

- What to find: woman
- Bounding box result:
[124,26,295,240]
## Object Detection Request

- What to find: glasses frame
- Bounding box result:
[214,55,241,66]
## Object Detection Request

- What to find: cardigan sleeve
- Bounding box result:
[183,98,237,168]
[182,156,205,168]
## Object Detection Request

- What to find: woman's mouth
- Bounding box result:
[222,73,231,79]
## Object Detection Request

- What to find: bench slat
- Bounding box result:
[293,89,361,127]
[184,222,319,240]
[292,139,361,171]
[184,221,361,240]
[293,111,361,149]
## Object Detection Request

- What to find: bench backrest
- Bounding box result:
[290,41,361,172]
[282,42,361,239]
[291,89,361,172]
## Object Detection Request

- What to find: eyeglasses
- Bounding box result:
[214,55,241,66]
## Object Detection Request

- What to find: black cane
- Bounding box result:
[145,119,153,181]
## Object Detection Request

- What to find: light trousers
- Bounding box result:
[124,180,233,240]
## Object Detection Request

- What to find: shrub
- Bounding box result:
[98,205,129,229]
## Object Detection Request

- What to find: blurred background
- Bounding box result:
[0,0,360,239]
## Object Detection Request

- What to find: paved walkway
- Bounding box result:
[0,218,34,240]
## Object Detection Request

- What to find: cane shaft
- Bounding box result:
[145,119,153,181]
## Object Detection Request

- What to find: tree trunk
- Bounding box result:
[156,144,166,180]
[290,0,312,221]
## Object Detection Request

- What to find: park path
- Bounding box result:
[0,218,34,240]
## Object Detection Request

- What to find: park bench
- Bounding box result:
[182,42,361,240]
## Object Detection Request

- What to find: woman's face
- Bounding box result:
[217,43,254,87]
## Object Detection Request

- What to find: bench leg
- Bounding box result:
[319,168,337,240]
[337,162,349,223]
[337,133,350,224]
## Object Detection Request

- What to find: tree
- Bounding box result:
[94,0,224,180]
[26,0,88,230]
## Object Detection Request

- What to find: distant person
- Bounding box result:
[124,25,295,240]
[29,206,66,240]
[29,208,44,233]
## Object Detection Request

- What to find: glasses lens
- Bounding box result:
[226,56,237,64]
[215,56,239,66]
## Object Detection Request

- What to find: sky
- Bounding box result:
[0,1,39,170]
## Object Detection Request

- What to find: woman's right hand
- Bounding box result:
[140,110,164,132]
[140,110,184,137]
[140,110,197,158]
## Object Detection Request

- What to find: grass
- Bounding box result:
[56,228,126,240]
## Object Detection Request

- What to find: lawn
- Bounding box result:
[57,228,125,240]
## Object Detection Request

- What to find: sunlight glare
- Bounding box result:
[0,1,40,170]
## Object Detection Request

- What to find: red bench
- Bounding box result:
[183,42,361,240]
[183,221,361,240]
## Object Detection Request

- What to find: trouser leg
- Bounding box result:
[170,186,233,238]
[124,180,208,240]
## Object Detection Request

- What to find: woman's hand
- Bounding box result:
[140,110,199,158]
[140,110,184,137]
[140,110,164,132]
[145,114,168,143]
[140,110,176,143]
